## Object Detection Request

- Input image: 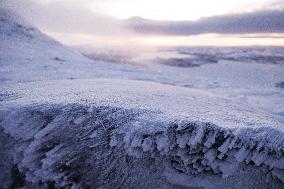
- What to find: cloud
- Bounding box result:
[0,0,132,36]
[126,9,284,35]
[1,0,284,47]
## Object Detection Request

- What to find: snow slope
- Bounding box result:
[0,8,150,84]
[0,9,284,189]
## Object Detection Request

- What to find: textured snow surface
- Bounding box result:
[1,80,284,188]
[1,8,284,189]
[1,79,283,131]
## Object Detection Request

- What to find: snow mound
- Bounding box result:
[0,79,284,188]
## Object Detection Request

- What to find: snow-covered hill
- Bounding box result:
[0,8,86,82]
[0,8,147,83]
[0,9,284,189]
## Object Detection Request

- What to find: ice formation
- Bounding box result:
[1,80,284,188]
[0,104,284,188]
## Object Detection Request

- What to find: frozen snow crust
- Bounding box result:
[1,79,284,188]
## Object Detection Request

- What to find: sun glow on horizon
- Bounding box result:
[18,0,284,47]
[134,34,284,47]
[46,31,284,48]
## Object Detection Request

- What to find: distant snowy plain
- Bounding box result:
[0,9,284,189]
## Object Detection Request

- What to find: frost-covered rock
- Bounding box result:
[0,79,284,188]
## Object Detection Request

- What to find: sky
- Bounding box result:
[2,0,284,47]
[90,0,282,20]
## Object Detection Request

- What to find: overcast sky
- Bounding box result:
[1,0,284,47]
[128,9,284,35]
[4,0,281,20]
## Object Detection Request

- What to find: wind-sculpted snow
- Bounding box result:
[0,79,284,188]
[1,104,284,188]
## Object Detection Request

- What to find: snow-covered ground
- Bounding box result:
[1,9,284,189]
